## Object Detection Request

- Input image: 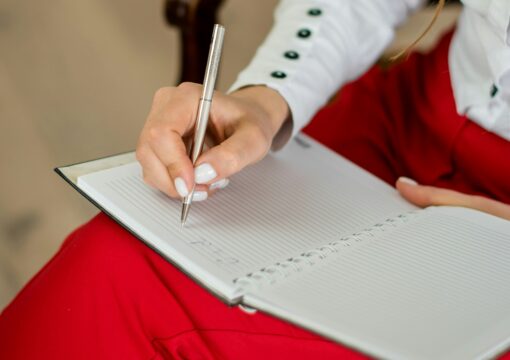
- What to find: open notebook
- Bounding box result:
[56,134,510,360]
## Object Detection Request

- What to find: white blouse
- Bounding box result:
[229,0,510,148]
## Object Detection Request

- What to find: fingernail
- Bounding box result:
[192,191,208,202]
[210,178,230,191]
[194,163,217,184]
[399,177,418,186]
[174,177,189,197]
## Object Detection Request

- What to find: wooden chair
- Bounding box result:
[164,0,224,84]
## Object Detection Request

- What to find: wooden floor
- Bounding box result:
[0,0,459,310]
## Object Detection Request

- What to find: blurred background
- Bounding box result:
[0,0,460,309]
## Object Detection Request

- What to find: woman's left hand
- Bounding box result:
[396,177,510,221]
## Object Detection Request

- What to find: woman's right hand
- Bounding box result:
[136,83,289,201]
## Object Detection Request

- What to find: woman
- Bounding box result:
[1,0,509,358]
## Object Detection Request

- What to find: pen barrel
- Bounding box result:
[181,24,225,217]
[189,23,225,165]
[201,24,225,101]
[189,99,211,164]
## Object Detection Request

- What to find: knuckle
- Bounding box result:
[220,148,242,173]
[249,121,272,146]
[153,87,171,102]
[247,124,271,159]
[148,126,163,142]
[148,125,175,143]
[178,82,198,92]
[135,146,149,163]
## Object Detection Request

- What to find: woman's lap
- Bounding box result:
[0,214,363,359]
[2,32,509,359]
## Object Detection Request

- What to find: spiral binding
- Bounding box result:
[233,211,419,293]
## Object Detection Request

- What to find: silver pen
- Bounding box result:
[181,24,225,227]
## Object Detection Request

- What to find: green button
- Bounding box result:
[308,8,322,16]
[284,51,299,60]
[271,71,287,79]
[491,84,498,97]
[297,29,312,38]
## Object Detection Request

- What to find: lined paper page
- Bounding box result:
[77,134,415,301]
[245,206,510,359]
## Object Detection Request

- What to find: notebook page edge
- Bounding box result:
[242,289,510,360]
[242,292,401,360]
[57,152,136,185]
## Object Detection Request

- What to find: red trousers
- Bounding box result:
[1,33,509,360]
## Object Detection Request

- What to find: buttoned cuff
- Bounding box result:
[228,2,342,150]
[228,0,419,150]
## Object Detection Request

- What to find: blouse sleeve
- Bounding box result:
[461,0,510,44]
[228,0,425,149]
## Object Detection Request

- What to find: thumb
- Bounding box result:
[396,177,510,220]
[396,177,475,208]
[193,123,270,184]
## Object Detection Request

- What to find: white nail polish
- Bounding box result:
[194,163,217,184]
[399,177,418,186]
[210,178,230,191]
[192,191,208,202]
[174,177,189,197]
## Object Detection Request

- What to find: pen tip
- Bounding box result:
[181,203,190,229]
